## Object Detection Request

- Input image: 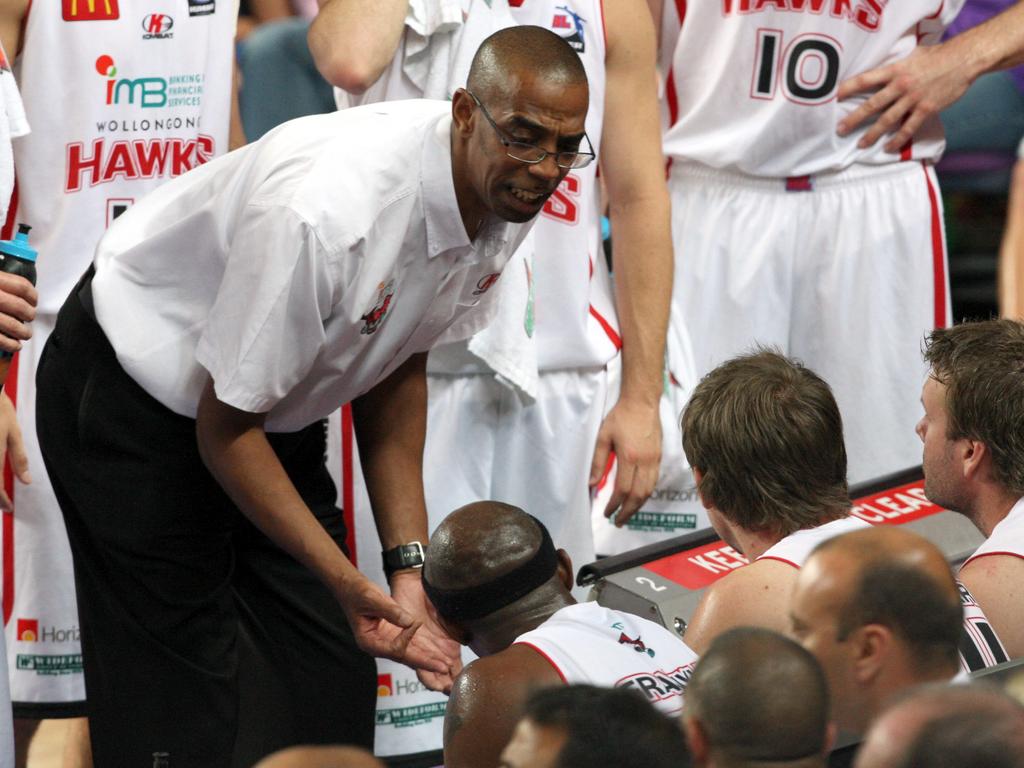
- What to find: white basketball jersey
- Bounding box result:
[514,602,699,715]
[12,0,237,315]
[957,580,1008,673]
[963,497,1024,567]
[661,0,965,177]
[756,516,870,567]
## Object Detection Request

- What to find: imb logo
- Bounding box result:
[142,14,174,39]
[63,0,119,21]
[96,55,167,109]
[16,619,38,642]
[377,674,393,697]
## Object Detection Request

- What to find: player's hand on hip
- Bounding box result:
[836,43,971,153]
[0,391,29,512]
[389,570,462,694]
[590,396,662,527]
[337,573,451,676]
[0,273,36,354]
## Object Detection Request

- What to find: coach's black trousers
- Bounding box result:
[36,276,376,767]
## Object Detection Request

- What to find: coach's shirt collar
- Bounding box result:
[421,113,511,260]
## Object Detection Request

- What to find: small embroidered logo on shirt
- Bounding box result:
[618,632,656,658]
[361,280,395,335]
[473,272,502,296]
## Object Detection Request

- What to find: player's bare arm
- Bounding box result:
[588,0,671,525]
[443,648,564,768]
[837,0,1024,152]
[351,351,462,690]
[681,561,799,655]
[308,0,408,94]
[958,555,1024,658]
[194,376,450,674]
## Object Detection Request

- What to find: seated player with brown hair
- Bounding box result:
[422,501,698,768]
[679,349,868,654]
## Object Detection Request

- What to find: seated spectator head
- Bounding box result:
[499,684,689,768]
[919,319,1024,522]
[422,501,575,657]
[682,627,832,768]
[252,745,384,768]
[790,526,962,735]
[681,349,848,551]
[855,683,1024,768]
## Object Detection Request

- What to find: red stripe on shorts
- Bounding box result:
[922,164,948,329]
[341,404,358,568]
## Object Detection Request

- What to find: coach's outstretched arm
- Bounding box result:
[588,0,672,525]
[837,0,1024,152]
[195,371,454,678]
[308,0,408,94]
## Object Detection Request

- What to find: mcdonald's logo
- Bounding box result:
[63,0,120,21]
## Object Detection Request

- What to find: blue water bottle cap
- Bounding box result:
[0,224,37,262]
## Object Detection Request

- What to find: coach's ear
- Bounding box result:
[682,714,710,764]
[452,88,476,137]
[556,549,574,591]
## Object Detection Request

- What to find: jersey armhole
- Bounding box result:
[755,555,800,569]
[513,641,569,684]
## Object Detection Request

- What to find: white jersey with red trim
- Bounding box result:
[660,0,965,177]
[957,580,1009,673]
[756,516,871,567]
[3,0,235,709]
[13,0,236,314]
[963,497,1024,567]
[514,602,699,715]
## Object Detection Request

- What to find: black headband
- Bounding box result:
[422,514,558,622]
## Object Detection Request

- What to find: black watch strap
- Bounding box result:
[382,541,426,577]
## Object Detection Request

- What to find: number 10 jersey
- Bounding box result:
[660,0,965,177]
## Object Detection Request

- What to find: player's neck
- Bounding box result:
[474,593,577,657]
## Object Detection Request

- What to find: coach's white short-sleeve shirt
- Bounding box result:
[92,100,528,432]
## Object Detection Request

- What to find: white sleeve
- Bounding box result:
[195,203,337,414]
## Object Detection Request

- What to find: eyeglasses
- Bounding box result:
[468,91,595,170]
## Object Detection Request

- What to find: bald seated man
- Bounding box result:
[855,683,1024,768]
[499,685,690,768]
[422,502,698,768]
[680,349,868,654]
[683,627,833,768]
[790,526,963,737]
[253,746,383,768]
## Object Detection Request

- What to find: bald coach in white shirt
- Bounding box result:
[33,26,590,768]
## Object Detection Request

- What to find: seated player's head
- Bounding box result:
[252,746,384,768]
[790,526,961,735]
[499,684,690,768]
[918,319,1024,519]
[855,683,1024,768]
[681,349,848,546]
[422,501,574,656]
[453,26,590,226]
[682,627,831,768]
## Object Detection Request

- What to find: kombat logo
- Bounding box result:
[618,631,656,658]
[65,134,216,193]
[472,272,502,296]
[16,618,80,644]
[551,5,586,52]
[142,13,174,39]
[361,280,395,335]
[96,55,205,109]
[618,664,695,703]
[63,0,119,21]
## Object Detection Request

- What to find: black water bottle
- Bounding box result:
[0,223,38,384]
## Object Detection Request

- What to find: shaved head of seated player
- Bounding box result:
[683,628,833,768]
[854,683,1024,768]
[423,501,698,768]
[919,319,1024,658]
[252,745,384,768]
[679,349,852,654]
[452,25,590,230]
[790,526,962,736]
[499,685,690,768]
